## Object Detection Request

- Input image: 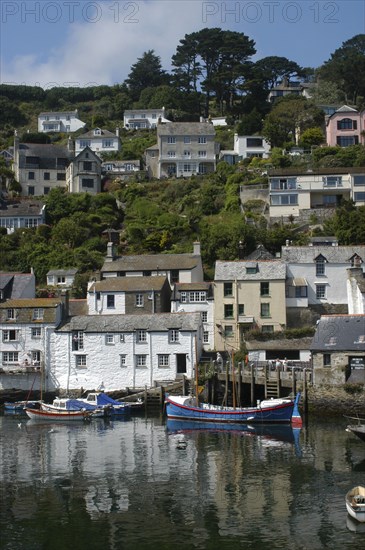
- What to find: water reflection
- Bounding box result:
[0,414,363,549]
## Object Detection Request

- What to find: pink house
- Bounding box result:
[326,105,365,147]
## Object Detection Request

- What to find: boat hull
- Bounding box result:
[347,425,365,442]
[346,486,365,523]
[165,394,299,424]
[25,407,91,422]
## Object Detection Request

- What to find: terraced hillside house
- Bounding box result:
[269,167,365,219]
[87,276,171,315]
[145,121,217,178]
[123,108,170,130]
[38,110,86,133]
[66,147,102,194]
[0,199,45,233]
[214,260,287,352]
[326,105,365,147]
[75,128,121,156]
[101,242,204,287]
[13,135,73,197]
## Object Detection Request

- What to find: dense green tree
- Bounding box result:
[299,127,325,148]
[318,34,365,105]
[172,28,256,116]
[323,201,365,244]
[125,50,170,101]
[253,56,304,89]
[262,97,324,147]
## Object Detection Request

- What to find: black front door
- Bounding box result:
[176,354,187,375]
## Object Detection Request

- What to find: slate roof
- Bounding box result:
[281,246,365,264]
[311,315,365,352]
[0,272,35,300]
[77,128,118,139]
[214,260,286,281]
[0,200,45,217]
[47,269,78,277]
[57,312,202,333]
[18,143,72,169]
[246,337,313,351]
[0,298,62,323]
[102,253,202,273]
[69,299,88,316]
[157,122,215,136]
[244,244,274,260]
[88,276,168,293]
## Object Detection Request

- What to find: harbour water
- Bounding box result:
[0,411,364,550]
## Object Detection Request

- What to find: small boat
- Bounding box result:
[345,415,365,442]
[165,393,301,425]
[25,406,93,422]
[41,398,106,418]
[3,400,41,412]
[76,392,131,416]
[345,486,365,523]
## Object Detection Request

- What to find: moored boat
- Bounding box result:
[3,400,41,412]
[165,393,301,424]
[41,398,106,418]
[25,406,93,422]
[345,415,365,442]
[77,392,131,415]
[345,486,365,523]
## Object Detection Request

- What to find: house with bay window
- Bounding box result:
[326,105,365,147]
[66,147,102,194]
[214,260,287,352]
[269,167,365,219]
[145,122,217,179]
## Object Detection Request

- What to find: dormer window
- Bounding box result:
[94,128,102,135]
[33,308,44,320]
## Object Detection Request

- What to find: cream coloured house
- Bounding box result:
[214,260,287,352]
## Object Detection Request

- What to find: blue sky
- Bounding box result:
[1,0,364,88]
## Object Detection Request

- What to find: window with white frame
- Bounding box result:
[31,351,40,365]
[353,175,365,186]
[202,311,208,323]
[168,151,176,158]
[136,355,147,367]
[76,355,87,368]
[203,331,209,344]
[315,256,326,276]
[7,308,15,320]
[31,327,42,339]
[169,329,179,343]
[137,329,147,343]
[120,333,125,342]
[198,136,207,144]
[102,139,114,148]
[189,291,206,302]
[198,151,207,157]
[184,136,191,143]
[316,284,326,299]
[184,150,191,158]
[33,308,44,320]
[180,292,187,303]
[120,354,127,367]
[2,329,18,342]
[72,331,84,351]
[224,325,233,338]
[106,333,115,345]
[167,137,176,144]
[136,294,144,307]
[158,354,169,368]
[3,351,19,364]
[260,303,270,317]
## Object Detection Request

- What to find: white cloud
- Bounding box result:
[2,1,207,88]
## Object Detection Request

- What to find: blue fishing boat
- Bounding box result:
[165,393,301,425]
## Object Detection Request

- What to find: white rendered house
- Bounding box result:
[123,108,170,130]
[38,110,86,133]
[75,128,121,156]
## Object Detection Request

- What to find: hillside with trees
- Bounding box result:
[0,31,364,294]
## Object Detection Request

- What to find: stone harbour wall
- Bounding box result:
[305,384,365,416]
